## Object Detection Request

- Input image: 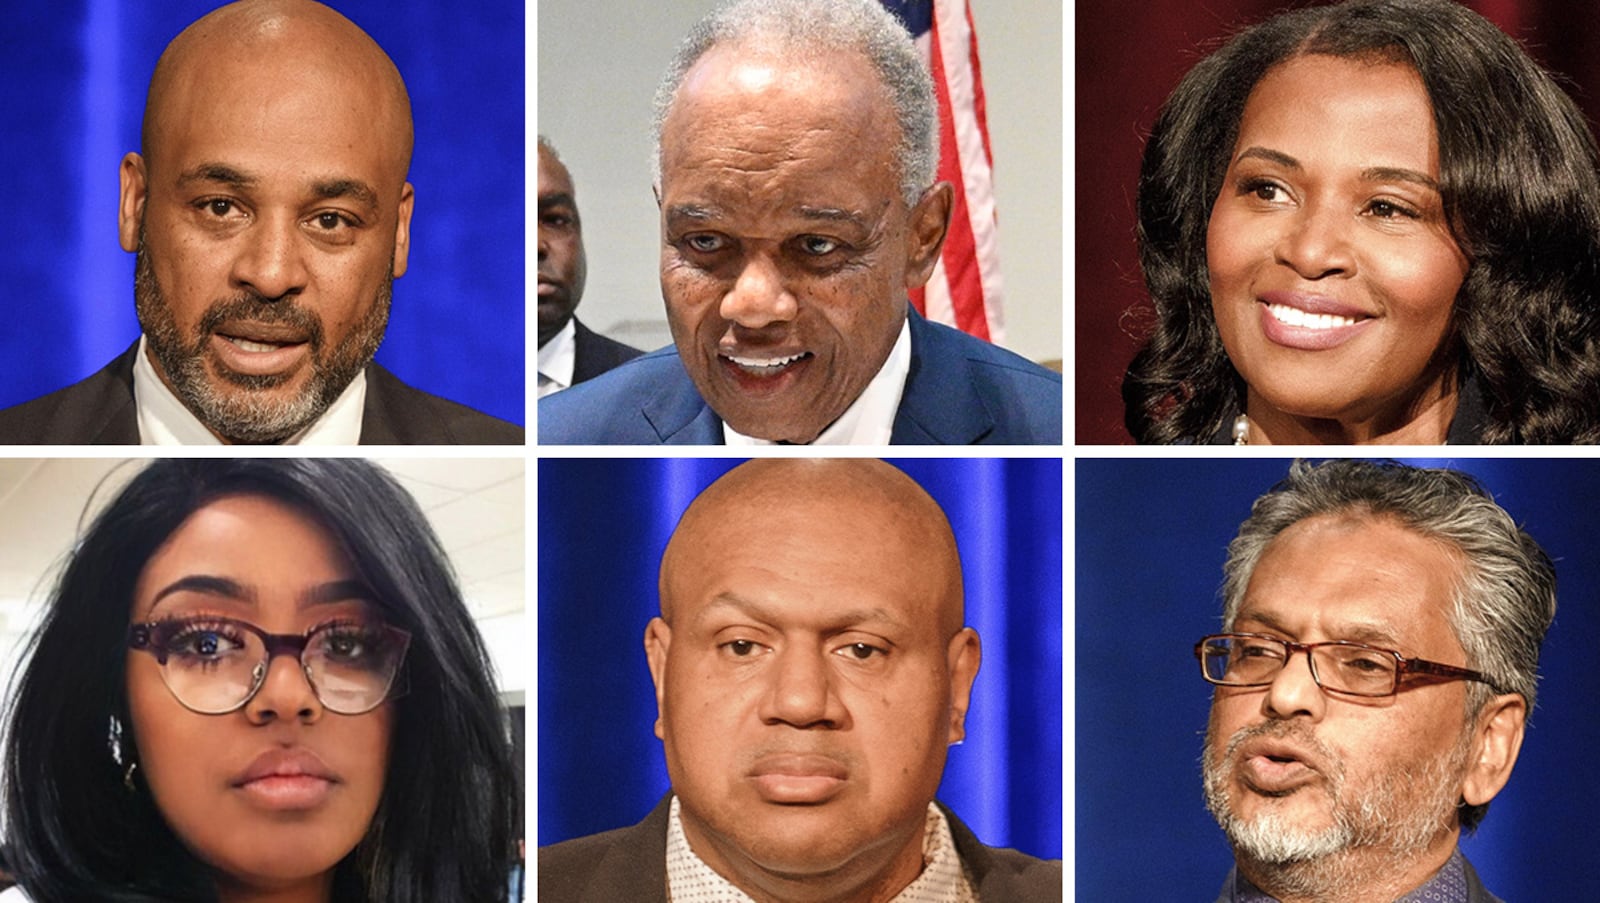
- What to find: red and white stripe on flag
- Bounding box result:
[902,0,1003,343]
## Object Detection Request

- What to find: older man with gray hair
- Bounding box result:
[538,0,1061,445]
[1196,459,1556,902]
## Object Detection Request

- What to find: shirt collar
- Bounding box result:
[723,316,911,446]
[537,317,578,398]
[664,794,976,903]
[132,334,367,445]
[1226,848,1470,902]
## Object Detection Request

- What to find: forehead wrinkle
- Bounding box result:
[693,593,906,633]
[1235,607,1405,649]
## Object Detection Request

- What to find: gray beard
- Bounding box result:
[133,237,391,444]
[1201,717,1470,899]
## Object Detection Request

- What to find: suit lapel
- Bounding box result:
[891,312,995,444]
[640,366,724,444]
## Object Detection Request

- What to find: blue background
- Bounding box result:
[1077,457,1600,900]
[0,0,524,426]
[538,457,1064,860]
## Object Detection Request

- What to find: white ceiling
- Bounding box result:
[0,457,524,651]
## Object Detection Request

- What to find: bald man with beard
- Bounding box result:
[540,459,1061,902]
[0,0,521,445]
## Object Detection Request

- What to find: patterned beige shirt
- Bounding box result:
[664,795,979,902]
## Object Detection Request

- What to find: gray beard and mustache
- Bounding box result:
[1201,718,1471,898]
[133,239,391,444]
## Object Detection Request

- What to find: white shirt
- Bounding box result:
[537,318,578,398]
[0,886,31,902]
[664,795,977,903]
[723,316,911,446]
[132,335,367,445]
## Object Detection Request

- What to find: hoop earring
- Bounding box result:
[124,760,139,792]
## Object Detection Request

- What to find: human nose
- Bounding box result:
[230,214,309,300]
[758,645,844,729]
[244,652,324,725]
[720,254,798,328]
[1274,202,1355,280]
[537,224,550,262]
[1262,647,1325,721]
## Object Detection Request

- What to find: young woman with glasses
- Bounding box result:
[0,459,520,903]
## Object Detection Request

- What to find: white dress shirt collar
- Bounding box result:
[132,334,367,445]
[723,316,911,446]
[538,317,578,398]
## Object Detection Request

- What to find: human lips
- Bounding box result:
[747,753,849,804]
[1234,736,1325,796]
[1256,291,1375,351]
[231,747,341,811]
[209,319,313,376]
[722,350,813,374]
[716,344,815,392]
[537,275,566,299]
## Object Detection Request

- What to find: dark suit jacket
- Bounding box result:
[571,318,646,385]
[538,311,1062,444]
[0,342,523,445]
[538,795,1062,902]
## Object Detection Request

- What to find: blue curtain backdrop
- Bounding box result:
[538,457,1063,859]
[0,0,524,426]
[1077,457,1600,900]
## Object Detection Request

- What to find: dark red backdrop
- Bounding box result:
[1075,1,1600,443]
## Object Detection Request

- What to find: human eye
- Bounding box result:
[1363,198,1420,220]
[717,637,768,659]
[1236,637,1284,659]
[541,207,578,230]
[194,197,248,222]
[833,641,887,662]
[795,235,842,256]
[1236,177,1289,205]
[682,233,728,254]
[160,618,248,669]
[313,621,387,667]
[305,210,360,236]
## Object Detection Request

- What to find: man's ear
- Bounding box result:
[945,627,981,745]
[644,617,673,741]
[119,153,148,253]
[1460,693,1526,808]
[392,181,415,278]
[904,181,953,289]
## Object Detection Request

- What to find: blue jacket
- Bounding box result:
[538,311,1061,445]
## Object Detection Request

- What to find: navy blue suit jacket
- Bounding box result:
[538,312,1061,445]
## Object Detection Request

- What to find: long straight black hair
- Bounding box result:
[2,459,521,902]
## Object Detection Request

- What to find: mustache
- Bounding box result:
[196,293,325,348]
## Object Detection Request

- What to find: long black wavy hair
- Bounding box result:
[1123,0,1600,443]
[1,459,521,902]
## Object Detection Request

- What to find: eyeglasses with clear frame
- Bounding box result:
[1194,632,1500,698]
[128,616,412,715]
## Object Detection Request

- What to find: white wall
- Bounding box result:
[534,0,1063,362]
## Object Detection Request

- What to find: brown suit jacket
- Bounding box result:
[537,795,1062,902]
[0,342,523,445]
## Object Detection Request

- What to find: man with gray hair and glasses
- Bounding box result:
[1195,459,1555,903]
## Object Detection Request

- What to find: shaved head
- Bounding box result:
[142,0,413,181]
[120,0,417,443]
[660,459,964,636]
[647,458,979,896]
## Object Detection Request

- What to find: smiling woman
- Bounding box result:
[1122,0,1600,444]
[0,459,519,903]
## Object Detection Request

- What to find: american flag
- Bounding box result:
[882,0,1004,342]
